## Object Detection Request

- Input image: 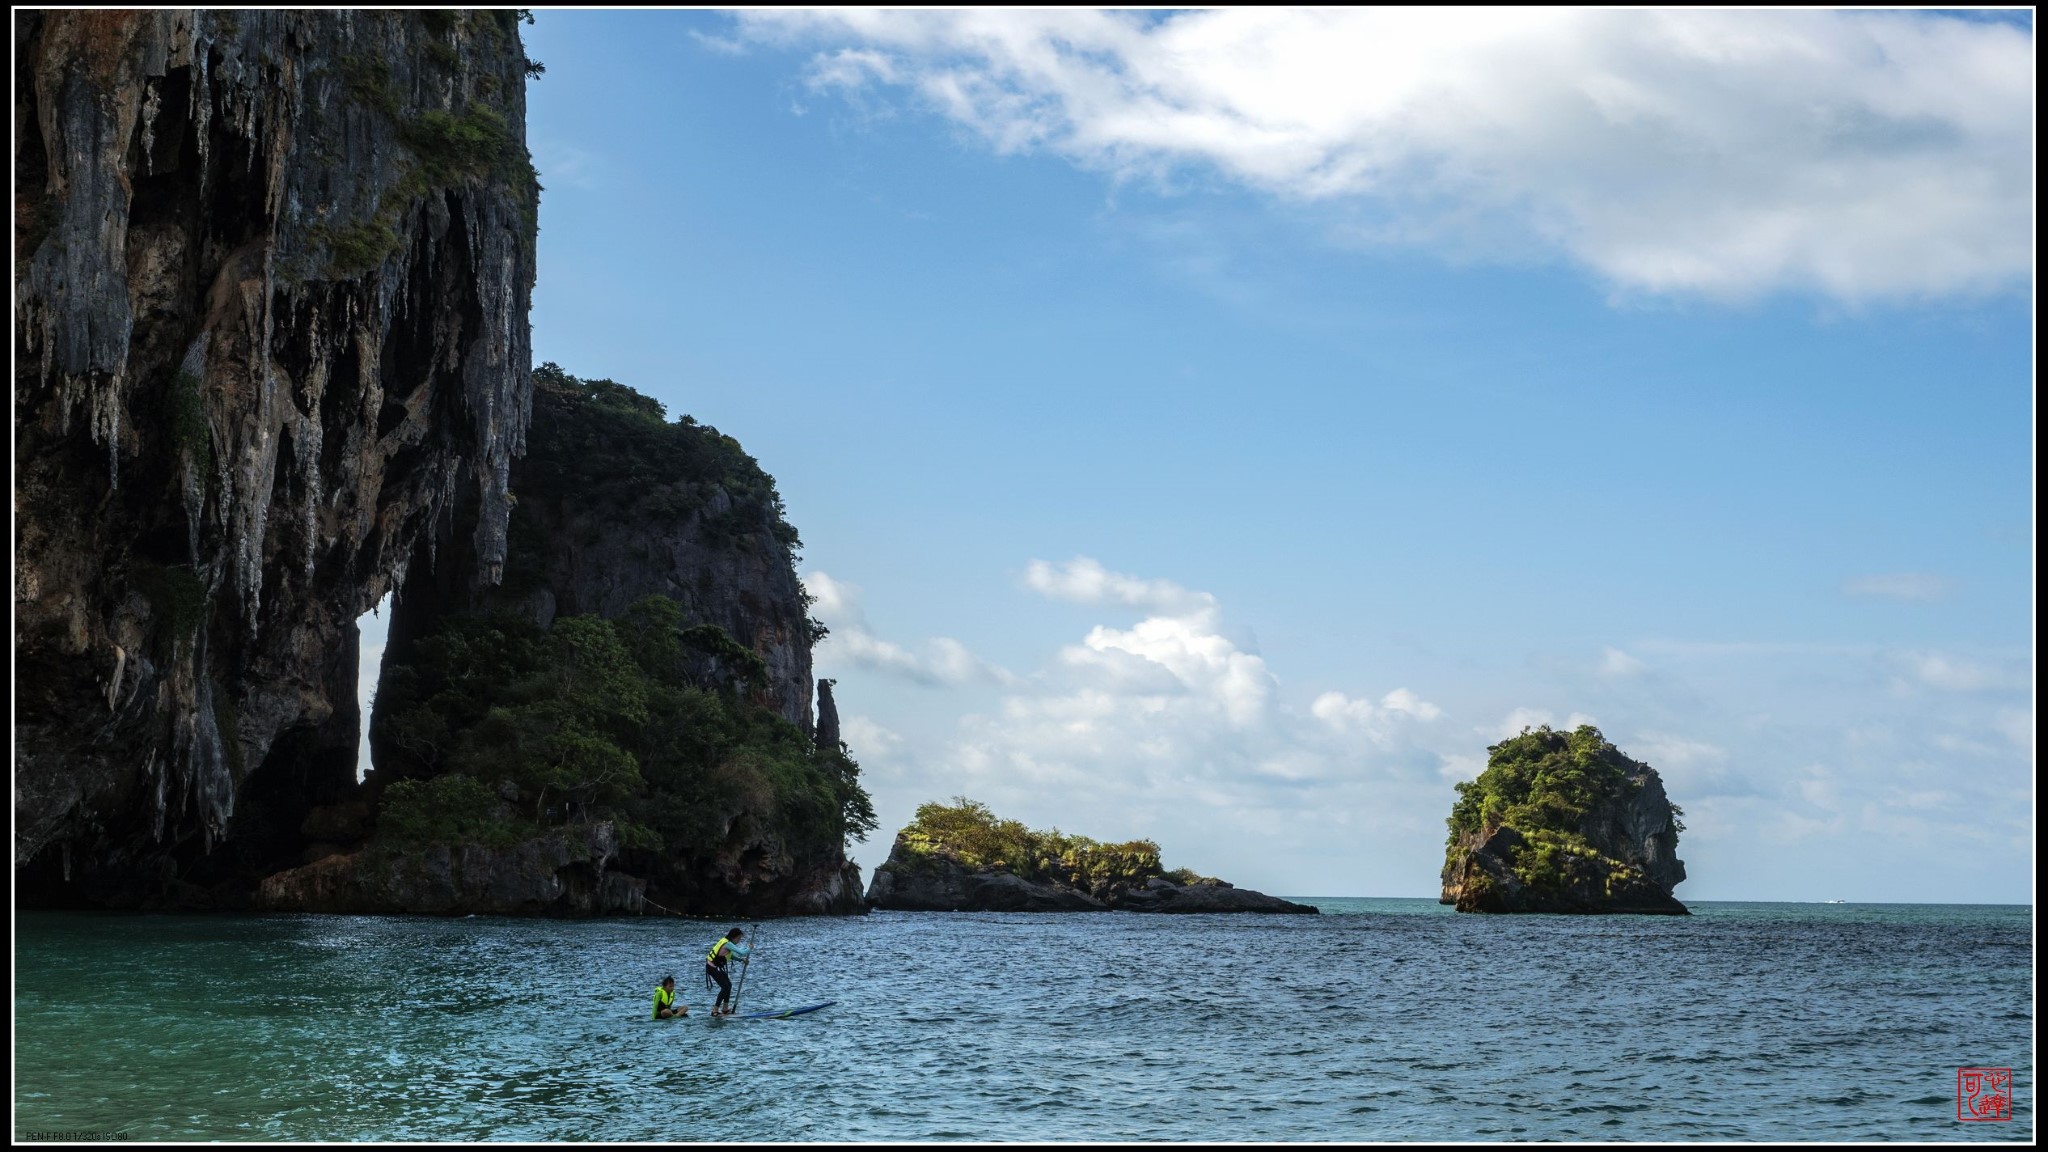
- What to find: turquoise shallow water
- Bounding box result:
[14,900,2033,1141]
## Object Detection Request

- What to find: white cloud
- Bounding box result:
[1629,732,1752,800]
[1884,786,1959,812]
[1072,614,1271,726]
[1906,652,1994,693]
[1844,572,1953,601]
[1497,706,1555,738]
[842,715,901,752]
[1879,649,2032,698]
[1796,765,1839,813]
[1632,732,1725,770]
[840,716,906,779]
[1600,647,1648,677]
[1314,688,1443,729]
[942,561,1453,849]
[688,28,750,56]
[737,9,2033,301]
[1494,706,1597,739]
[1380,689,1443,721]
[1437,753,1485,784]
[805,571,1012,686]
[1023,556,1213,615]
[1495,707,1602,739]
[1994,708,2034,754]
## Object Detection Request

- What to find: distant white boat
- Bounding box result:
[1822,899,1848,904]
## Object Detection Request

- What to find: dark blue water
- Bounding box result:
[13,900,2033,1140]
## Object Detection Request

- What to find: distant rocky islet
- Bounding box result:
[1439,725,1689,915]
[864,799,1318,915]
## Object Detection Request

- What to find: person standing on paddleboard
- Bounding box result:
[704,928,751,1016]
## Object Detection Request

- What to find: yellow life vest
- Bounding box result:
[652,985,675,1017]
[706,938,731,966]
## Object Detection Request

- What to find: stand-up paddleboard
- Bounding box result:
[713,1001,835,1021]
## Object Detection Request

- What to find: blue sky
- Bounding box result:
[373,9,2033,903]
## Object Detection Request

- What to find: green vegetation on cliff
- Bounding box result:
[517,363,802,567]
[371,596,875,856]
[892,798,1207,891]
[1446,724,1683,894]
[376,775,524,849]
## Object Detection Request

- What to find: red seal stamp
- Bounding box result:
[1957,1067,2012,1122]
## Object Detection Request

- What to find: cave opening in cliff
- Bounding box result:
[357,593,392,783]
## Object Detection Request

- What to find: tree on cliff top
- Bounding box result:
[1448,724,1683,840]
[896,797,1206,892]
[519,363,801,564]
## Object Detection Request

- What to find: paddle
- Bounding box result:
[730,924,758,1015]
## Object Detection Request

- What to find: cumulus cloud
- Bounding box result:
[1023,556,1214,615]
[843,715,902,753]
[840,716,908,778]
[736,9,2032,302]
[945,560,1451,837]
[1437,752,1486,784]
[805,571,1013,686]
[687,28,750,56]
[1879,649,2034,700]
[1890,650,2003,694]
[1314,688,1444,729]
[1495,707,1599,739]
[1914,654,1993,692]
[1600,647,1648,677]
[1844,572,1953,601]
[1627,732,1754,800]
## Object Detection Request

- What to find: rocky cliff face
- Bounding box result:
[866,834,1319,914]
[357,366,864,917]
[14,10,536,907]
[256,822,646,917]
[378,366,815,733]
[815,678,841,751]
[1440,726,1688,915]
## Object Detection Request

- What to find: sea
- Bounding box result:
[13,899,2033,1142]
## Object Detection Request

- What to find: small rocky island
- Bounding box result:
[867,799,1317,914]
[1441,725,1688,915]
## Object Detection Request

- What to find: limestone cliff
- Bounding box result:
[257,821,647,917]
[325,366,868,918]
[815,678,841,752]
[14,10,537,907]
[377,364,816,732]
[1439,725,1688,915]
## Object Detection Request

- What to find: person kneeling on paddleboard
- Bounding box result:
[653,975,688,1019]
[704,928,750,1016]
